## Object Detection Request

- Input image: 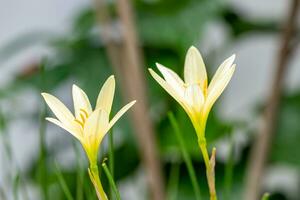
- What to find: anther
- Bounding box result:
[74,119,84,127]
[80,109,89,118]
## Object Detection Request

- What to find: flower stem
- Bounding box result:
[88,164,108,200]
[195,120,217,200]
[198,138,217,200]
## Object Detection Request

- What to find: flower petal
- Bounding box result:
[46,117,82,141]
[184,84,205,113]
[208,54,235,90]
[42,93,75,126]
[205,63,236,114]
[149,68,186,106]
[184,46,207,90]
[95,76,115,115]
[72,84,92,118]
[83,109,109,147]
[156,63,185,97]
[107,100,136,132]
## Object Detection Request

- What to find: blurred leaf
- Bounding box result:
[136,0,221,52]
[220,7,279,37]
[271,91,300,166]
[54,162,74,200]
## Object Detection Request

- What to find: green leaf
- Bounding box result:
[271,91,300,166]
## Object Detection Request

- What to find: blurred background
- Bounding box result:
[0,0,300,200]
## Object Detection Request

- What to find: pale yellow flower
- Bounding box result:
[149,46,235,137]
[42,75,136,165]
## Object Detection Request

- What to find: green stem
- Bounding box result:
[88,164,108,200]
[108,129,114,199]
[195,123,217,200]
[102,162,121,200]
[39,59,48,200]
[39,98,48,200]
[108,129,114,177]
[73,142,84,200]
[168,112,201,200]
[166,162,180,200]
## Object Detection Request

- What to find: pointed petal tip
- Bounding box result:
[156,63,165,71]
[126,100,137,108]
[72,84,80,91]
[45,117,57,122]
[187,46,200,54]
[155,62,163,68]
[103,75,116,86]
[108,75,115,79]
[229,54,236,62]
[148,68,156,75]
[189,45,197,50]
[106,75,116,85]
[41,92,51,99]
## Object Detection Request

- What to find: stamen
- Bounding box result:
[80,109,89,118]
[80,113,86,124]
[74,119,84,127]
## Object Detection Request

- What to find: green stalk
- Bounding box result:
[38,104,48,200]
[102,162,121,200]
[88,164,108,200]
[108,129,114,199]
[73,142,84,200]
[195,118,217,200]
[193,117,217,200]
[13,173,20,200]
[198,139,217,200]
[38,60,48,200]
[166,162,180,200]
[168,112,201,200]
[108,129,114,177]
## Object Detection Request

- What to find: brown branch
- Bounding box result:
[244,1,300,200]
[93,1,166,200]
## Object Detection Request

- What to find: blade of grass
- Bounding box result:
[224,136,235,200]
[13,173,20,200]
[168,112,201,200]
[102,161,121,200]
[72,141,84,200]
[54,161,74,200]
[166,162,180,200]
[38,60,48,200]
[84,178,96,200]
